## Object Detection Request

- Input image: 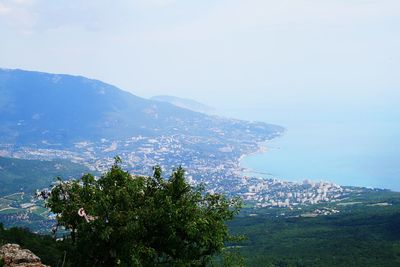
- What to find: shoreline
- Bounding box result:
[236,130,286,178]
[238,142,268,176]
[236,137,399,193]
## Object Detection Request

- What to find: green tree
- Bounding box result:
[46,158,242,266]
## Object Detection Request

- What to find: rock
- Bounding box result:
[0,244,49,267]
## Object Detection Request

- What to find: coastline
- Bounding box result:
[237,130,286,178]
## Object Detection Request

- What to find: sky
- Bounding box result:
[1,0,399,124]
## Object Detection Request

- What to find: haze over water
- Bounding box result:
[232,106,400,192]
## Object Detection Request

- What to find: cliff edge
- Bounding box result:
[0,244,49,267]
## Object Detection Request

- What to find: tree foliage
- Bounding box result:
[46,158,242,266]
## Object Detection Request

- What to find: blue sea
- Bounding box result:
[241,120,400,191]
[223,107,400,191]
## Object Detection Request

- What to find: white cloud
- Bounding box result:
[141,0,400,43]
[11,0,35,4]
[0,3,10,14]
[1,0,399,103]
[0,0,39,33]
[135,0,177,9]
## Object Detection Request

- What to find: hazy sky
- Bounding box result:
[1,0,399,124]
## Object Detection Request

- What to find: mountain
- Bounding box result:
[0,68,284,204]
[150,95,216,114]
[0,68,281,146]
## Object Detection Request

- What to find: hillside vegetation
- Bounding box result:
[1,192,400,266]
[0,157,90,196]
[229,191,400,266]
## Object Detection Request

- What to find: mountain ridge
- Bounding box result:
[0,68,282,147]
[151,95,216,114]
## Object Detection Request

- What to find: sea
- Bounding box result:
[225,107,400,192]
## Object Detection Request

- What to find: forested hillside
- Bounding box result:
[229,192,400,266]
[0,157,90,196]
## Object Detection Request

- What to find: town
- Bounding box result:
[1,130,364,212]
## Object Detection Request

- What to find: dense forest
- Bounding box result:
[229,192,400,266]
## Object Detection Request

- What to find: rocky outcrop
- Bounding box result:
[0,244,49,267]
